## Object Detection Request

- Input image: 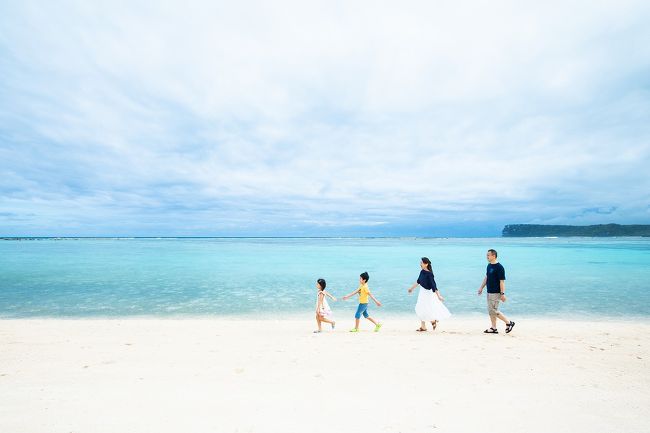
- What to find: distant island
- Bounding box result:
[502,224,650,237]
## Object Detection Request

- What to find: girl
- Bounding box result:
[407,257,451,331]
[314,278,337,333]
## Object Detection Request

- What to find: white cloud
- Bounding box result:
[1,0,649,235]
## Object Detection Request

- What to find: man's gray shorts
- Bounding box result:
[487,293,501,318]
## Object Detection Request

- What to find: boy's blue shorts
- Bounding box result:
[354,303,369,319]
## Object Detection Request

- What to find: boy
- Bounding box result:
[342,272,382,332]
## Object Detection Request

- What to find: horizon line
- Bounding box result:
[1,235,503,240]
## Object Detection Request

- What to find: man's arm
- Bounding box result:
[500,280,506,301]
[478,276,487,295]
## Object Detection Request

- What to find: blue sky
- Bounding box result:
[1,1,649,236]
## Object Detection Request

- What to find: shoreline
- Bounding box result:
[2,313,649,322]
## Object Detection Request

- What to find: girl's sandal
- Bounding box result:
[431,321,438,330]
[416,327,427,332]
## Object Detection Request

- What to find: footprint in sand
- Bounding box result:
[234,368,245,374]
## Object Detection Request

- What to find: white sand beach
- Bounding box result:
[1,317,649,433]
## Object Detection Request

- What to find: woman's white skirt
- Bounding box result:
[415,287,451,321]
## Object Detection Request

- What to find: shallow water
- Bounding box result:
[1,237,649,318]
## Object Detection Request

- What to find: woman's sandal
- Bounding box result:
[416,327,427,332]
[431,321,438,330]
[484,327,498,334]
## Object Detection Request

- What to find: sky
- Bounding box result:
[1,1,649,237]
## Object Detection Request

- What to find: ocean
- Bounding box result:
[1,237,649,318]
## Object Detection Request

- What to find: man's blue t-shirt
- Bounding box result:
[486,263,506,294]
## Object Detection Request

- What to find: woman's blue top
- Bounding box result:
[417,269,437,291]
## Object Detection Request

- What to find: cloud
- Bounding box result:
[1,0,649,235]
[582,207,618,215]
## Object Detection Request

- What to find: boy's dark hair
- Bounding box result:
[488,249,498,258]
[317,278,326,290]
[360,272,369,282]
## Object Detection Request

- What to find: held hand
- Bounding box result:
[408,288,413,294]
[332,297,337,301]
[342,296,348,301]
[438,295,445,302]
[477,288,483,295]
[376,301,382,307]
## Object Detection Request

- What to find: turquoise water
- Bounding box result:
[1,237,649,318]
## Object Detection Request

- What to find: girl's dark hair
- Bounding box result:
[360,272,369,282]
[421,257,433,272]
[317,278,326,290]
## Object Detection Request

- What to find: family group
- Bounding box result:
[314,249,516,334]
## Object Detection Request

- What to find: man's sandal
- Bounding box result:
[484,328,498,334]
[506,321,516,333]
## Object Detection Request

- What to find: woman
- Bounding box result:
[407,257,451,331]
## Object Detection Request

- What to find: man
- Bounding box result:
[478,249,515,334]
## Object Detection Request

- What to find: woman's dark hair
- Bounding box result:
[421,257,432,272]
[360,272,369,282]
[317,278,326,290]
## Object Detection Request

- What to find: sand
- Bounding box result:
[1,316,649,433]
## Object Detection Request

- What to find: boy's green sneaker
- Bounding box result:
[349,328,359,333]
[374,323,382,332]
